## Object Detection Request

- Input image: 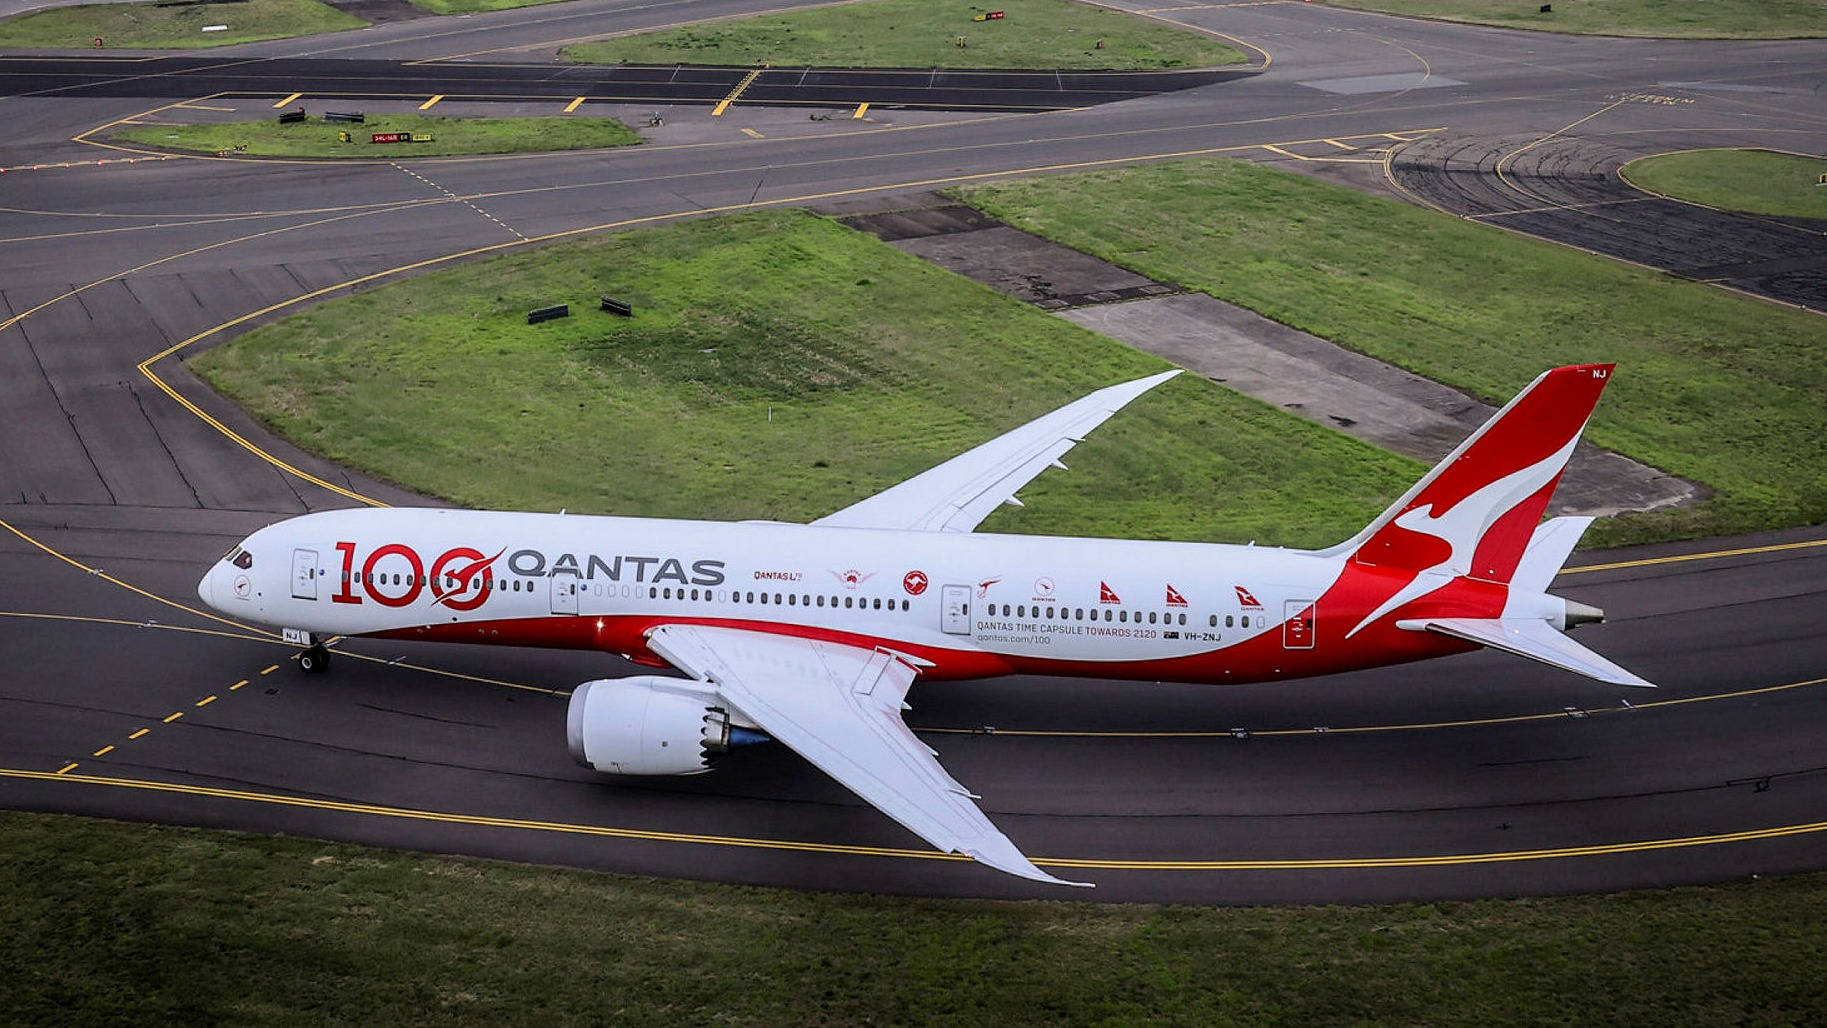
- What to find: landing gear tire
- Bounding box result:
[298,644,331,674]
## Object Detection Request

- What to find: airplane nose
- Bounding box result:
[197,569,215,608]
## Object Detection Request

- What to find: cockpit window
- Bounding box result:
[230,548,253,570]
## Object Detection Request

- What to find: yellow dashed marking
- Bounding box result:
[852,102,869,119]
[272,93,302,109]
[418,94,444,111]
[740,127,764,139]
[162,712,183,724]
[563,96,586,113]
[197,695,217,707]
[128,729,149,740]
[55,763,78,775]
[391,162,526,241]
[260,665,279,676]
[230,679,248,691]
[712,69,762,117]
[92,745,114,757]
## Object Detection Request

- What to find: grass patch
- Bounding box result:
[194,208,1418,549]
[5,810,1827,1022]
[1622,148,1827,220]
[0,0,363,49]
[562,0,1246,70]
[955,158,1827,546]
[109,113,641,158]
[1320,0,1827,38]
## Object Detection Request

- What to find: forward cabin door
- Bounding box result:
[940,585,971,635]
[1282,598,1316,650]
[550,572,580,615]
[290,548,319,600]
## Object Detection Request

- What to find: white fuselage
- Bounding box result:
[201,506,1480,684]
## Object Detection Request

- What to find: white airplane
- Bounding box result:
[198,362,1649,887]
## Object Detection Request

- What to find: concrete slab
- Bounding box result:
[1300,72,1464,95]
[1059,293,1699,517]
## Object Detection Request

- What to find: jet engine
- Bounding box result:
[566,677,763,776]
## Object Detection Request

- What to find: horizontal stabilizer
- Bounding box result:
[1399,617,1654,688]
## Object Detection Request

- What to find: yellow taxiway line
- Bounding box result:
[6,765,1824,873]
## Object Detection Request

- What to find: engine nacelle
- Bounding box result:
[566,676,734,776]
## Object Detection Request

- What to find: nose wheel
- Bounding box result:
[298,644,331,674]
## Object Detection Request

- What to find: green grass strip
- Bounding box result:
[194,208,1418,550]
[110,114,642,158]
[956,158,1827,546]
[0,0,363,49]
[5,810,1827,1022]
[562,0,1246,70]
[1622,148,1827,221]
[1320,0,1827,39]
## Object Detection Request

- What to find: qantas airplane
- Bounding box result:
[197,362,1650,887]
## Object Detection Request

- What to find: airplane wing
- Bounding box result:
[645,623,1090,887]
[812,370,1181,533]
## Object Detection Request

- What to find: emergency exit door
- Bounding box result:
[291,548,318,600]
[940,585,971,635]
[1282,599,1316,650]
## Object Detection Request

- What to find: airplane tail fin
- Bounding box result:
[1318,363,1615,585]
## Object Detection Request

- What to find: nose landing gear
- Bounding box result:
[298,644,331,674]
[284,628,331,674]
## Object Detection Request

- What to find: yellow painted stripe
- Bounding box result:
[1322,138,1356,150]
[1563,537,1827,575]
[55,763,78,775]
[162,712,183,724]
[418,94,444,111]
[92,745,114,757]
[7,765,1827,874]
[128,729,149,740]
[852,102,869,119]
[272,93,302,109]
[260,665,279,676]
[230,679,248,691]
[740,128,764,139]
[197,695,217,707]
[712,69,762,117]
[563,96,586,113]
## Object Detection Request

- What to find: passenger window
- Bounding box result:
[1209,615,1218,627]
[1148,611,1157,624]
[844,597,853,608]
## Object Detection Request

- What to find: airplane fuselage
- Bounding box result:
[202,506,1500,686]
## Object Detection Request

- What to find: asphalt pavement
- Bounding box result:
[2,0,1824,902]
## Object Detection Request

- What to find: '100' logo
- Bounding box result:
[331,541,501,611]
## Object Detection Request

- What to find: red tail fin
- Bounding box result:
[1322,364,1615,584]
